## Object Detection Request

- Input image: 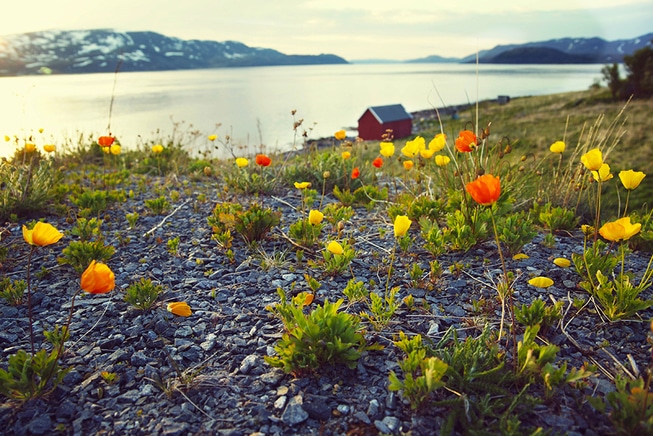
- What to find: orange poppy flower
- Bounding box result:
[167,302,192,317]
[372,157,383,168]
[351,167,360,179]
[81,260,116,294]
[465,174,501,206]
[455,130,477,153]
[97,135,115,147]
[255,154,272,167]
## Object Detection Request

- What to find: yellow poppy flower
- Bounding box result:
[599,217,641,242]
[208,134,217,141]
[22,222,64,246]
[152,144,164,153]
[81,260,116,294]
[327,241,344,255]
[393,215,412,238]
[167,302,192,317]
[43,144,56,153]
[403,160,414,170]
[110,145,121,155]
[434,155,450,167]
[25,143,36,153]
[419,148,436,159]
[549,141,565,153]
[553,258,571,268]
[235,157,249,168]
[512,253,529,260]
[4,135,10,142]
[580,148,603,171]
[341,151,351,160]
[294,181,311,189]
[379,142,395,157]
[308,209,324,225]
[428,134,446,152]
[334,130,346,140]
[591,163,613,182]
[619,169,646,190]
[528,277,554,288]
[401,139,420,158]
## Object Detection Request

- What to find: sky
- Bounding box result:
[2,0,652,61]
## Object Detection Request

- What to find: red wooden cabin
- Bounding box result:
[357,104,412,140]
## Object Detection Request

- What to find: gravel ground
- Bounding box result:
[1,175,652,435]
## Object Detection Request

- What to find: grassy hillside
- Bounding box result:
[412,88,653,212]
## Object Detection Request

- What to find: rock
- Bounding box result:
[239,354,259,374]
[281,395,309,426]
[303,394,331,421]
[27,414,51,435]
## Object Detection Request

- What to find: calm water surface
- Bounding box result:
[0,63,603,158]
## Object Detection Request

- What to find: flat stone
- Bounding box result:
[281,395,309,426]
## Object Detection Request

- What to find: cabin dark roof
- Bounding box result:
[360,104,413,124]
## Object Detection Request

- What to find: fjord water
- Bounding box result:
[0,63,602,158]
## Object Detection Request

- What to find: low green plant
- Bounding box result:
[497,211,538,256]
[589,375,653,434]
[322,203,354,232]
[288,218,323,247]
[0,347,70,402]
[537,203,579,232]
[0,276,27,305]
[420,217,446,257]
[407,195,446,223]
[353,185,388,210]
[517,324,594,398]
[125,212,139,229]
[321,240,356,275]
[342,278,369,304]
[443,209,479,252]
[145,196,170,215]
[593,268,653,320]
[409,263,424,287]
[515,299,564,332]
[70,217,103,242]
[59,239,115,274]
[72,190,108,216]
[574,237,653,320]
[207,202,241,231]
[361,287,401,331]
[167,236,180,255]
[233,203,281,245]
[264,289,371,375]
[0,159,57,221]
[388,332,448,409]
[225,165,278,195]
[124,278,162,311]
[332,185,355,207]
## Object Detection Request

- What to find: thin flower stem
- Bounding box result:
[623,190,631,217]
[489,209,508,279]
[319,177,327,210]
[593,179,603,248]
[26,246,35,356]
[385,241,397,297]
[57,288,83,359]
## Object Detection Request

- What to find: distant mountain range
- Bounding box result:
[407,33,653,64]
[0,29,347,76]
[0,29,651,76]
